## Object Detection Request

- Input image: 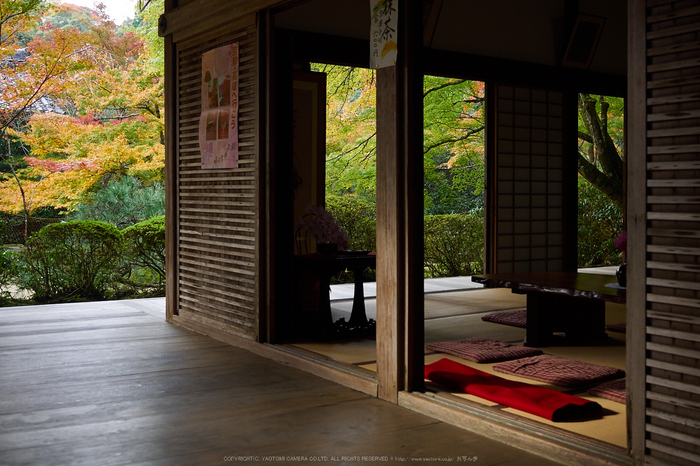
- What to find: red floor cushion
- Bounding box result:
[425,358,602,422]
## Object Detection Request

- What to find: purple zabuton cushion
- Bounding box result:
[426,338,542,363]
[493,354,625,388]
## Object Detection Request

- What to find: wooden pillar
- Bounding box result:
[258,10,271,342]
[376,0,424,403]
[626,0,647,461]
[163,0,178,322]
[260,10,295,344]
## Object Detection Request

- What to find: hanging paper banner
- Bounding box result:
[199,43,239,169]
[370,0,398,69]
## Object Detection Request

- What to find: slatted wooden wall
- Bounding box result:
[492,85,568,273]
[174,23,259,340]
[643,1,700,463]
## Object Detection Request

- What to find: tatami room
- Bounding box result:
[289,266,628,449]
[275,0,628,451]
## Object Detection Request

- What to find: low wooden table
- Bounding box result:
[471,272,626,346]
[294,252,376,337]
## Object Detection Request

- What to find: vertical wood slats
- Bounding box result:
[493,85,565,273]
[646,1,700,464]
[175,22,258,339]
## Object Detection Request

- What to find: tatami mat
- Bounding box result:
[295,280,628,449]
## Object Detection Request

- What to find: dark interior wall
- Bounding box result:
[432,0,566,66]
[275,1,626,98]
[275,0,627,79]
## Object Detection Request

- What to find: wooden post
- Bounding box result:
[376,0,424,403]
[163,0,178,322]
[257,10,270,342]
[626,0,647,460]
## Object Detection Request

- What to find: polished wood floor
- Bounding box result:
[0,298,563,465]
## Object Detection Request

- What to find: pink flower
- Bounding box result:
[615,231,627,254]
[297,204,349,250]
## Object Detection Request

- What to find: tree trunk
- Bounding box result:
[577,94,624,209]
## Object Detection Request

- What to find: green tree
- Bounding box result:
[423,77,485,214]
[320,65,486,215]
[318,64,377,201]
[69,175,164,228]
[577,94,625,209]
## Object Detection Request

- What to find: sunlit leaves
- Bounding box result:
[0,112,163,213]
[320,64,486,213]
[317,64,377,199]
[0,1,164,216]
[423,77,485,213]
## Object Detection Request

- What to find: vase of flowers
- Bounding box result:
[615,231,627,287]
[296,204,349,255]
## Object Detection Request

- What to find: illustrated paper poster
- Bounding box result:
[370,0,398,69]
[200,43,239,169]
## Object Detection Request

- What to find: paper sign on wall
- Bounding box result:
[199,43,239,169]
[370,0,398,69]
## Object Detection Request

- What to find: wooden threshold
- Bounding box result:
[399,391,632,466]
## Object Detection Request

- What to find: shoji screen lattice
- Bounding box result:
[492,85,567,273]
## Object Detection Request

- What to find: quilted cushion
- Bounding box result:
[493,354,625,388]
[587,378,626,404]
[481,309,527,328]
[426,338,542,363]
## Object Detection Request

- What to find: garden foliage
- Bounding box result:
[18,220,125,301]
[327,194,485,279]
[70,176,165,229]
[424,214,484,277]
[325,194,376,252]
[0,247,17,304]
[5,217,166,304]
[578,177,624,267]
[121,215,166,290]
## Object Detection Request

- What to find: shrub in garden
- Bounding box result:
[70,176,165,229]
[121,215,166,291]
[424,213,484,277]
[18,220,125,302]
[578,177,623,267]
[325,194,376,252]
[324,194,377,283]
[0,247,18,304]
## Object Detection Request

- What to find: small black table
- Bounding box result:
[472,272,626,346]
[294,253,376,336]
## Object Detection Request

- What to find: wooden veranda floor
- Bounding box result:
[0,298,562,466]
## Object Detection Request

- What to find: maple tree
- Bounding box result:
[321,64,377,200]
[319,65,486,215]
[423,77,485,214]
[1,1,95,234]
[1,113,163,213]
[0,1,164,224]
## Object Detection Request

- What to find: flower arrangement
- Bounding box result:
[297,204,349,250]
[615,231,627,254]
